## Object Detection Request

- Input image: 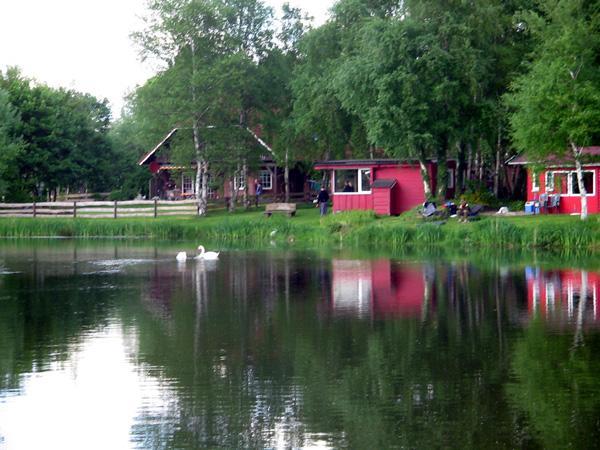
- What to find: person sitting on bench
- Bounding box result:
[458,199,470,223]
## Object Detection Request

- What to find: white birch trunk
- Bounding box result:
[284,149,290,203]
[494,122,501,196]
[570,142,588,220]
[242,161,249,209]
[574,270,588,349]
[418,160,433,199]
[192,123,208,216]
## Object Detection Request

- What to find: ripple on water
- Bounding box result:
[82,259,154,275]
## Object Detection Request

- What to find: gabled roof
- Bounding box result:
[507,147,600,166]
[315,159,411,169]
[138,126,275,166]
[138,128,179,166]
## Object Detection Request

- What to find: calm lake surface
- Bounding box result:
[0,240,599,449]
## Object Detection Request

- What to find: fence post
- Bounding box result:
[154,198,158,218]
[113,200,117,219]
[33,202,36,218]
[73,201,77,218]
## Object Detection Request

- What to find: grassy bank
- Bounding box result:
[0,205,598,252]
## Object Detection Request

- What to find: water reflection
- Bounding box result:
[0,241,600,449]
[331,259,429,317]
[526,267,599,325]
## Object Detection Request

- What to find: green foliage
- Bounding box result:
[0,68,120,200]
[507,0,600,158]
[461,180,499,207]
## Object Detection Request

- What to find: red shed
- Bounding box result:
[314,159,456,215]
[508,147,600,214]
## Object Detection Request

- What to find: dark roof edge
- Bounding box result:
[138,128,179,166]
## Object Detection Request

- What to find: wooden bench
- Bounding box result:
[264,203,296,217]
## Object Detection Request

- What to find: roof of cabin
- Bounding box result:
[138,126,275,166]
[372,179,397,188]
[138,128,179,166]
[507,147,600,166]
[315,159,416,168]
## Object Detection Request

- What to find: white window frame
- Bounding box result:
[259,169,272,190]
[333,168,372,195]
[182,174,194,194]
[544,170,595,197]
[531,170,539,193]
[544,171,554,192]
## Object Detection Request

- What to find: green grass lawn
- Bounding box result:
[0,203,598,252]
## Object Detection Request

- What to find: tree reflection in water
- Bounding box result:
[0,242,599,449]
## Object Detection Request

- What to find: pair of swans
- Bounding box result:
[176,245,220,262]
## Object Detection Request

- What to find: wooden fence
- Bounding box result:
[0,199,199,218]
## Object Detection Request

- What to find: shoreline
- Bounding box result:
[0,207,598,252]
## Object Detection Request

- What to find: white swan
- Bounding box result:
[195,245,219,260]
[176,251,187,262]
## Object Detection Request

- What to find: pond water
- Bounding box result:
[0,241,599,449]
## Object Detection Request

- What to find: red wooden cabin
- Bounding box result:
[314,159,456,215]
[138,128,309,201]
[507,147,600,214]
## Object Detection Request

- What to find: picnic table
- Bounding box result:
[264,203,296,217]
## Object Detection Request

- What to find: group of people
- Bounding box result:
[257,180,472,220]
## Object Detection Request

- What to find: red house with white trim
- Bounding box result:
[507,147,600,214]
[314,159,456,215]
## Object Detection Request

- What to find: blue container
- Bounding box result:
[525,202,536,214]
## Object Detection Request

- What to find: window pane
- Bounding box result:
[552,173,568,194]
[183,175,194,193]
[360,169,371,192]
[545,172,553,191]
[447,169,454,189]
[572,171,594,194]
[335,170,357,193]
[259,170,272,189]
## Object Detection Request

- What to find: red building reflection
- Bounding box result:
[526,267,600,323]
[331,259,431,318]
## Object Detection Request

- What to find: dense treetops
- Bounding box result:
[0,0,597,204]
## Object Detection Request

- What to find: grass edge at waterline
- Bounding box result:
[0,211,598,252]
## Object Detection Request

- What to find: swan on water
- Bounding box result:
[176,251,187,262]
[195,245,219,260]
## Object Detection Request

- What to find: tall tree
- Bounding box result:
[134,0,274,215]
[508,0,600,219]
[0,68,116,200]
[290,21,368,168]
[333,0,485,199]
[0,88,25,200]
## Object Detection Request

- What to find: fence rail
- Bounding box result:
[0,199,199,218]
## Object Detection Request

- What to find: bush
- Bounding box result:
[322,210,376,233]
[461,180,498,208]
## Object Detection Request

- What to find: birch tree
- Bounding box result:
[134,0,274,215]
[508,0,600,220]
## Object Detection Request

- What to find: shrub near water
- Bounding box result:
[0,214,599,252]
[322,210,377,233]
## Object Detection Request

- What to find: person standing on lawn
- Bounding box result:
[317,186,330,216]
[255,181,263,207]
